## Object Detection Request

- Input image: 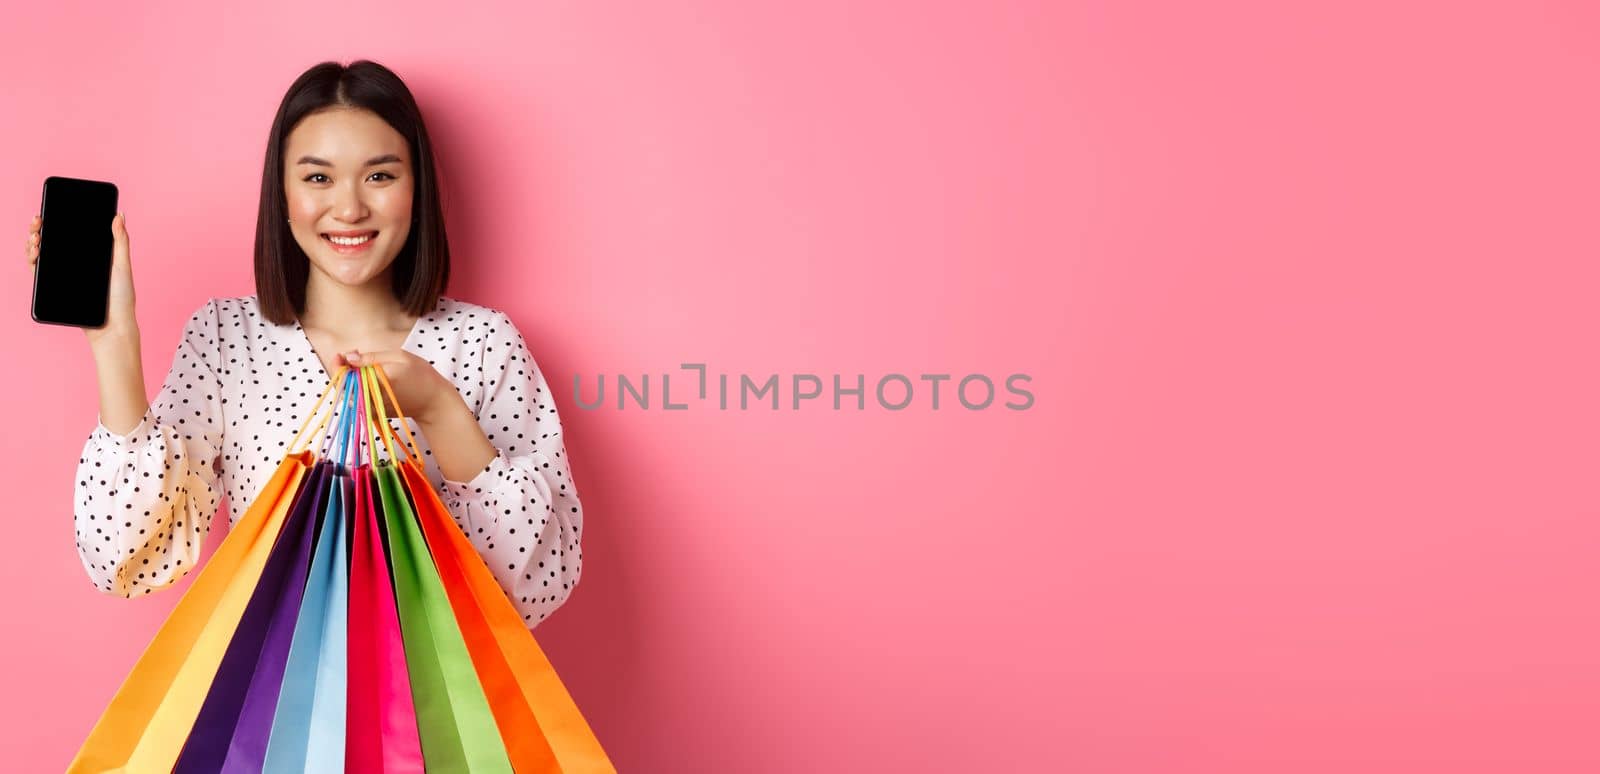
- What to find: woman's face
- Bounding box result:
[283,107,414,289]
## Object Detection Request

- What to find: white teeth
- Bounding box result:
[326,233,374,246]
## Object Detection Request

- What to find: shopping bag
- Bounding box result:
[369,367,616,773]
[367,366,615,773]
[344,364,508,771]
[262,370,361,772]
[376,459,515,773]
[172,459,331,773]
[180,368,365,771]
[258,467,351,772]
[347,461,426,773]
[73,361,614,773]
[67,374,346,773]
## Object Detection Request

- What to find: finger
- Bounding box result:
[345,349,409,367]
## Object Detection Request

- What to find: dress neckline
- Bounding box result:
[286,296,447,387]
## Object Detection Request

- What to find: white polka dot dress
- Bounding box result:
[73,295,584,629]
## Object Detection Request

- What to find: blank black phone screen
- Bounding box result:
[32,176,119,328]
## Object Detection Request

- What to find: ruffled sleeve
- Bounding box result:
[438,310,584,629]
[74,299,225,597]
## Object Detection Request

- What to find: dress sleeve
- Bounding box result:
[438,310,584,629]
[74,299,225,597]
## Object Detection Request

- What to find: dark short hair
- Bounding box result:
[254,60,450,325]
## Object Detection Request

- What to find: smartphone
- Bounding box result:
[31,176,119,328]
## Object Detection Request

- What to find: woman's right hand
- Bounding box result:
[26,212,140,348]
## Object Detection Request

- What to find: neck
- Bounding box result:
[299,269,413,335]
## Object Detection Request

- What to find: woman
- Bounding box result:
[22,60,583,629]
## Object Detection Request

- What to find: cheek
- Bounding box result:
[375,187,414,223]
[286,191,322,222]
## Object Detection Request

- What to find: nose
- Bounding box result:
[330,181,368,223]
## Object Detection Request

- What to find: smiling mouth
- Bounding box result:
[322,231,378,246]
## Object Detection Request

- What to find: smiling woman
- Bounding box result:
[54,60,586,633]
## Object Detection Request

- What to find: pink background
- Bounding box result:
[3,1,1599,771]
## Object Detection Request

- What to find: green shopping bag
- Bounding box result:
[373,455,515,773]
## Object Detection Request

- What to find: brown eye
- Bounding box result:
[369,172,396,182]
[303,173,330,183]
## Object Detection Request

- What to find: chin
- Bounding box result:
[312,259,393,288]
[307,247,399,284]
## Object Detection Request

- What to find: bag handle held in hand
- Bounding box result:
[359,365,424,468]
[285,365,353,456]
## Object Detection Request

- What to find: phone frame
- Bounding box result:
[31,175,119,329]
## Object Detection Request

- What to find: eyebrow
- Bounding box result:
[294,153,404,167]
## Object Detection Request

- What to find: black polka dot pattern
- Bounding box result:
[73,295,585,629]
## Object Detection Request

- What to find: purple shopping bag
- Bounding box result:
[172,459,333,772]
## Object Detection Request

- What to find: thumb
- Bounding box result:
[110,212,129,265]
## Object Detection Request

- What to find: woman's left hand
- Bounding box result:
[337,349,459,423]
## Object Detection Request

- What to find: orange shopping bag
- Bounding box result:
[67,372,349,773]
